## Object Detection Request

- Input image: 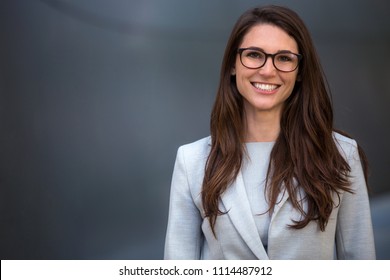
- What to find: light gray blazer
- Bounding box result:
[164,133,376,259]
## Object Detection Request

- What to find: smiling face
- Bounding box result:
[233,23,299,120]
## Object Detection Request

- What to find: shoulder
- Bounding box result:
[174,136,211,188]
[332,131,358,160]
[177,136,211,159]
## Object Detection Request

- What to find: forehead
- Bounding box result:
[240,23,298,53]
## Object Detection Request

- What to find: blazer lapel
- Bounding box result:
[221,171,269,260]
[269,186,290,223]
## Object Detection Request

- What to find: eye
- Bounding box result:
[245,50,265,59]
[276,53,295,63]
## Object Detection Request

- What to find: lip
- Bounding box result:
[251,82,281,94]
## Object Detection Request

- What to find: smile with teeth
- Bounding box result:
[252,82,280,92]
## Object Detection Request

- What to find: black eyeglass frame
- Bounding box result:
[237,47,303,72]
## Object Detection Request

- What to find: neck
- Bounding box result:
[244,109,281,142]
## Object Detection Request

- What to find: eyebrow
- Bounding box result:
[242,46,296,54]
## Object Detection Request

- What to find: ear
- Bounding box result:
[231,67,236,76]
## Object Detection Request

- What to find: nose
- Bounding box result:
[258,56,277,75]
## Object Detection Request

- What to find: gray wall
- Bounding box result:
[1,0,389,259]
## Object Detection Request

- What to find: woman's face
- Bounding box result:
[233,23,299,118]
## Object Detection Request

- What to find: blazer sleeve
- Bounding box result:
[164,146,203,259]
[335,141,376,259]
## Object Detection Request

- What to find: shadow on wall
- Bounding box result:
[370,192,390,260]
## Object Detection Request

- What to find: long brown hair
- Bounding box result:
[202,5,369,235]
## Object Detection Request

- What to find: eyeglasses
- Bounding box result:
[237,47,302,72]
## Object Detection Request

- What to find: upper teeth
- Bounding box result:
[253,83,278,91]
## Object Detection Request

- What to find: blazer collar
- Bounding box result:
[220,170,291,259]
[221,171,269,259]
[270,186,290,223]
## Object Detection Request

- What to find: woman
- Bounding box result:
[164,5,376,259]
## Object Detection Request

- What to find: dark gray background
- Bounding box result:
[1,0,389,259]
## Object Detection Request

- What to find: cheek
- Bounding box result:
[235,65,253,89]
[282,73,298,89]
[235,72,250,96]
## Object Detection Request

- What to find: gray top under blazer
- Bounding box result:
[164,132,376,259]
